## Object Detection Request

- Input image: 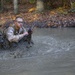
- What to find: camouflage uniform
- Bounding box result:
[6,24,27,43]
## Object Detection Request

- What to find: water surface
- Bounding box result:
[0,28,75,75]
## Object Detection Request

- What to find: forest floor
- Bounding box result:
[0,4,75,28]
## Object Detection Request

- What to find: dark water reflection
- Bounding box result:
[0,28,75,75]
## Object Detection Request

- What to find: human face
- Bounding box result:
[15,18,24,30]
[16,18,24,26]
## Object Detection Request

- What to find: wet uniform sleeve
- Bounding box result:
[6,27,25,42]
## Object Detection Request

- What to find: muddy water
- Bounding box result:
[0,28,75,75]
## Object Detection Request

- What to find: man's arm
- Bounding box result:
[6,27,28,42]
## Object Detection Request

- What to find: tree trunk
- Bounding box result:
[36,0,44,12]
[0,0,4,12]
[70,0,75,9]
[13,0,18,14]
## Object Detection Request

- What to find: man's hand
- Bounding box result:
[23,32,28,36]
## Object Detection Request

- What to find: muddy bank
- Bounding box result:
[23,13,75,28]
[0,12,75,28]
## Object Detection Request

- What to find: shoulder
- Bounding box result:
[7,26,14,32]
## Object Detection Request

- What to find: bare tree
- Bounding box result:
[0,0,4,12]
[70,0,75,9]
[13,0,18,14]
[36,0,44,12]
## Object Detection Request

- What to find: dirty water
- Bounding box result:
[0,28,75,75]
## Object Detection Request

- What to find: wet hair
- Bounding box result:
[15,16,24,22]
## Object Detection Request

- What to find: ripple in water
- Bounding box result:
[0,36,74,59]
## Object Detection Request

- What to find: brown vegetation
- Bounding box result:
[0,3,75,28]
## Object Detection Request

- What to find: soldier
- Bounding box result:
[5,17,28,47]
